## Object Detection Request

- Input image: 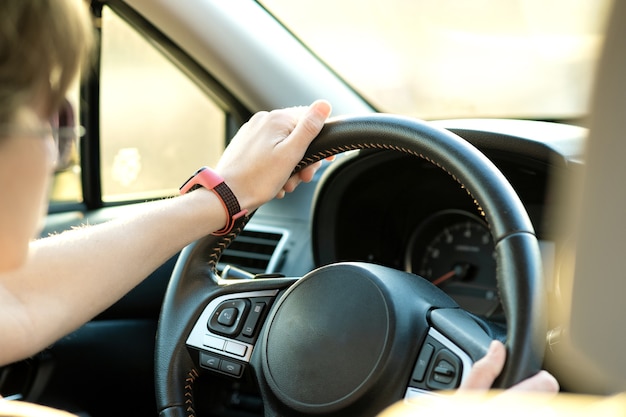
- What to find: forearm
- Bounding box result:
[0,100,332,366]
[0,189,223,365]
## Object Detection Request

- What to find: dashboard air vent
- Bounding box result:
[218,227,287,276]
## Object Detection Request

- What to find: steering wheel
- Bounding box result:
[155,114,547,417]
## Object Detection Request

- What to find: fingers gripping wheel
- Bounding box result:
[155,114,547,417]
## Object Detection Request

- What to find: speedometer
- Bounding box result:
[405,210,500,318]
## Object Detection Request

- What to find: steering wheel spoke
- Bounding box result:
[186,287,281,378]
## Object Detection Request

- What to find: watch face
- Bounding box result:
[179,167,208,193]
[180,166,219,194]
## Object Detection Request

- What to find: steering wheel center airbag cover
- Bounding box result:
[262,263,391,412]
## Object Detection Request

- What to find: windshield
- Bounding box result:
[259,0,612,122]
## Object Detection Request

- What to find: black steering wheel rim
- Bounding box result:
[155,114,547,417]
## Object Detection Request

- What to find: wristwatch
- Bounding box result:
[179,166,248,236]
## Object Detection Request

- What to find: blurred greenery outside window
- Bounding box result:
[49,6,225,205]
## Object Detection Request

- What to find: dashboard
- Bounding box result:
[307,119,585,322]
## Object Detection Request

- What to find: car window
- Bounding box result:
[50,6,226,206]
[259,0,612,122]
[48,6,228,207]
[99,7,226,202]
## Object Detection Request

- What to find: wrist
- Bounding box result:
[179,167,248,236]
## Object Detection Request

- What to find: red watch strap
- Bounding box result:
[179,167,248,236]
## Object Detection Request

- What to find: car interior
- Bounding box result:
[1,0,624,416]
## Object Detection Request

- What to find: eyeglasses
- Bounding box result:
[51,124,86,169]
[0,124,86,170]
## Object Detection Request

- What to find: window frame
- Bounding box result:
[47,0,252,213]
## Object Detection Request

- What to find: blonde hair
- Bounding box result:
[0,0,95,124]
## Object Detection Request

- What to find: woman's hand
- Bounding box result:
[377,340,560,416]
[215,99,332,211]
[460,340,559,393]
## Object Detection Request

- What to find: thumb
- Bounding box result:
[287,99,332,147]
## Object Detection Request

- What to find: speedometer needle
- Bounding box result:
[431,263,470,286]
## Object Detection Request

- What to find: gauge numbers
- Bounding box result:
[405,210,500,318]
